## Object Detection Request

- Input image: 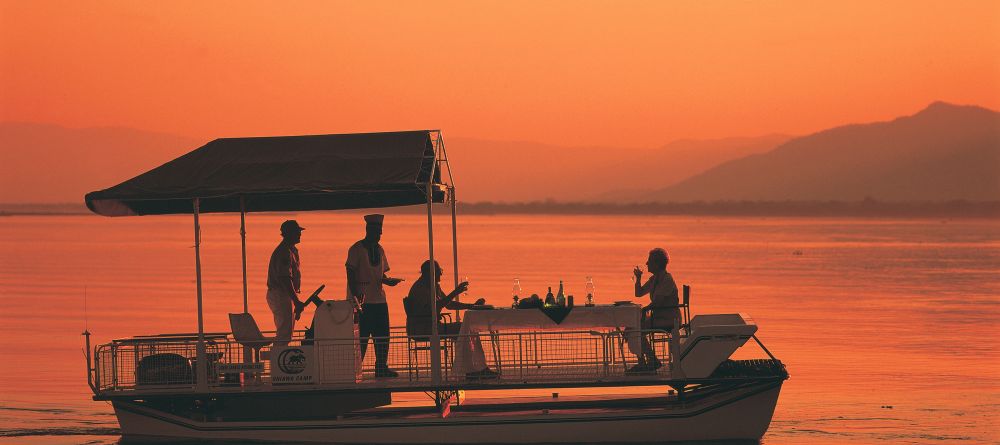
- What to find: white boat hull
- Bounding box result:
[113,382,782,443]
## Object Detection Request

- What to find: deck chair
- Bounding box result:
[403,296,453,381]
[645,285,692,367]
[229,313,274,363]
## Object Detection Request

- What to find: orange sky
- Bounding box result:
[1,1,998,147]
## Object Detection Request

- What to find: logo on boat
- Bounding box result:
[277,348,308,374]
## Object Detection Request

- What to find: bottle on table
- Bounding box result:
[585,276,596,306]
[512,278,522,308]
[556,280,566,306]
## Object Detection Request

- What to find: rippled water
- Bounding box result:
[0,213,997,444]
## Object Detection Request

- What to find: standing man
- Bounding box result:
[346,214,404,377]
[267,220,307,347]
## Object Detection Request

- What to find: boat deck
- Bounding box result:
[91,327,785,398]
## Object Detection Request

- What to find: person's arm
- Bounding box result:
[345,245,363,303]
[442,282,484,310]
[287,277,306,314]
[278,248,305,312]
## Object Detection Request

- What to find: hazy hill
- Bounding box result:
[651,102,1000,202]
[0,122,787,204]
[0,122,199,203]
[448,135,789,202]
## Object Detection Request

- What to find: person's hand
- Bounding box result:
[293,300,306,319]
[474,298,486,306]
[633,266,643,281]
[384,277,404,286]
[455,281,469,294]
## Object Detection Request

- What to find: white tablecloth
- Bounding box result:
[453,305,642,375]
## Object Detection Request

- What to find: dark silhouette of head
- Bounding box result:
[420,260,443,282]
[646,248,668,272]
[280,220,304,244]
[364,214,383,243]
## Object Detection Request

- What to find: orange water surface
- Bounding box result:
[0,213,997,444]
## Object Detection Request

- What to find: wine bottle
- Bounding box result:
[585,276,596,306]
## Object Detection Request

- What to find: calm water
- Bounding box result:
[0,213,997,444]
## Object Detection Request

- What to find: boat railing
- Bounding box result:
[91,328,686,395]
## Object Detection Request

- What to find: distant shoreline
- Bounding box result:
[3,200,999,218]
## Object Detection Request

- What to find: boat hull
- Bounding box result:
[113,381,782,443]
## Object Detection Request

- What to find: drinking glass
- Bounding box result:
[512,278,523,308]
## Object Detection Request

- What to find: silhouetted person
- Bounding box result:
[405,260,497,379]
[266,220,307,347]
[629,247,679,373]
[346,214,404,378]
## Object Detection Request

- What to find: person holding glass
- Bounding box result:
[629,247,680,374]
[404,260,498,379]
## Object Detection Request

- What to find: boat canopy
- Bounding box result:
[85,130,446,216]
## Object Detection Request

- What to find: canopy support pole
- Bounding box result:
[450,186,460,322]
[193,198,208,392]
[240,196,248,313]
[427,182,442,386]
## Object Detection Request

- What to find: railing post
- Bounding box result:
[83,330,97,394]
[111,343,118,389]
[669,325,685,379]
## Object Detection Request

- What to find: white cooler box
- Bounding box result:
[313,300,361,384]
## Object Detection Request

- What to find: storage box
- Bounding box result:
[313,300,361,384]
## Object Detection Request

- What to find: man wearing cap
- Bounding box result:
[266,220,307,347]
[346,214,404,377]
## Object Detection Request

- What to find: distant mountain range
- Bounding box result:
[2,102,996,204]
[447,135,790,202]
[637,102,1000,202]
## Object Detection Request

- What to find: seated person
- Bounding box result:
[629,247,680,374]
[405,260,497,379]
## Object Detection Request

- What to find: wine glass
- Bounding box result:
[631,266,643,284]
[512,278,523,308]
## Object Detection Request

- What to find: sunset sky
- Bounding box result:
[2,1,998,147]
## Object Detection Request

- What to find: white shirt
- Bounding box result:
[345,240,390,304]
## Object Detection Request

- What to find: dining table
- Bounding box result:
[452,304,643,375]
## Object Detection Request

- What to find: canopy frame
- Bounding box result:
[88,129,458,393]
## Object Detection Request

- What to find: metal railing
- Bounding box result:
[92,328,676,394]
